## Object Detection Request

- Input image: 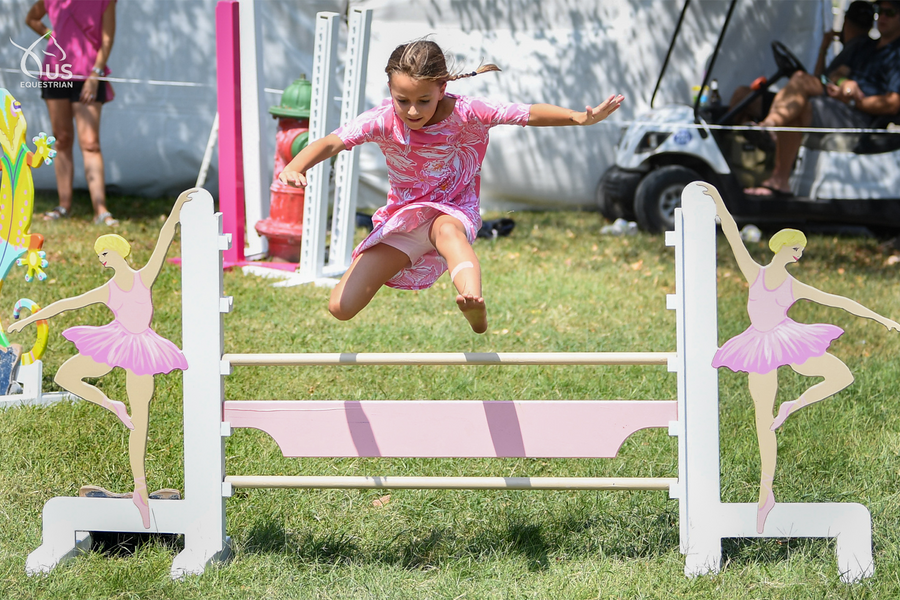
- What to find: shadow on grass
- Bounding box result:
[89,531,184,558]
[721,536,835,568]
[243,520,360,566]
[237,509,682,572]
[236,506,841,577]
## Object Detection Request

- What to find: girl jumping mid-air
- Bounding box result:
[279,39,624,333]
[9,191,192,528]
[703,182,899,534]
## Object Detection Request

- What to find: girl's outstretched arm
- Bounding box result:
[278,134,347,187]
[140,188,195,288]
[793,281,900,331]
[699,182,759,283]
[528,94,624,126]
[8,286,107,333]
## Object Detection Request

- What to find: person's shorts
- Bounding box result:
[40,79,110,103]
[381,217,437,263]
[810,95,874,129]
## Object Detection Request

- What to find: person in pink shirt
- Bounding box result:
[280,40,624,333]
[25,0,118,226]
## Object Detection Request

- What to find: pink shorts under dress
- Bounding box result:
[380,215,437,263]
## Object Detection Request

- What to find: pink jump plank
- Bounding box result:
[223,400,678,458]
[215,0,246,265]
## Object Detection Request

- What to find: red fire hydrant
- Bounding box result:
[255,75,311,262]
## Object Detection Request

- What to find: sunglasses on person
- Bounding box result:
[879,5,899,18]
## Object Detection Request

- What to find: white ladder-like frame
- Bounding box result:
[284,9,372,287]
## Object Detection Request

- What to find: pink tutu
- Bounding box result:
[63,320,188,376]
[712,318,843,374]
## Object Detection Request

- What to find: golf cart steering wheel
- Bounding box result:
[771,41,806,75]
[715,41,807,125]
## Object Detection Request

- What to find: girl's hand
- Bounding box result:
[278,168,308,188]
[576,94,624,126]
[881,317,900,332]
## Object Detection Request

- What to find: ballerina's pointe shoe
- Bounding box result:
[133,478,151,529]
[770,400,796,431]
[104,399,134,430]
[757,490,776,534]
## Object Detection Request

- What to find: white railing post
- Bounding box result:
[325,8,373,277]
[170,189,233,577]
[296,12,340,284]
[674,183,722,577]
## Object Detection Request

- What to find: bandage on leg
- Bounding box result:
[450,261,474,281]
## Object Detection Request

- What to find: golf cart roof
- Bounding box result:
[650,0,831,110]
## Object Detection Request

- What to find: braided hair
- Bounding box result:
[385,39,500,83]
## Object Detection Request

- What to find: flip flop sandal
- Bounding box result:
[752,184,794,199]
[760,184,794,198]
[94,211,119,227]
[43,206,69,221]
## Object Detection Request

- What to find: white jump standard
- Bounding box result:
[25,186,874,582]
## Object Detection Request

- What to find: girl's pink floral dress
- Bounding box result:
[334,94,530,289]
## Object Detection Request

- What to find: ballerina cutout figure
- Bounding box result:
[702,182,899,534]
[9,190,193,528]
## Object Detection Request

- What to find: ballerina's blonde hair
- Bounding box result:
[94,233,132,258]
[768,228,807,253]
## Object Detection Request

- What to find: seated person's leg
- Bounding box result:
[761,71,823,127]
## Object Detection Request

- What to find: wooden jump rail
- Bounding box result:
[26,184,875,584]
[225,476,677,491]
[222,351,675,368]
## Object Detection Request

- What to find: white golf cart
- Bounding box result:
[599,0,900,234]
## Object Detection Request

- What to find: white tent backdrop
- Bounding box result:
[0,0,827,209]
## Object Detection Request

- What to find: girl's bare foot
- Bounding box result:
[457,293,487,334]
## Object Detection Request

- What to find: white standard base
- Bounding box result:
[241,265,340,288]
[271,274,340,288]
[26,496,231,579]
[0,362,74,408]
[240,265,297,280]
[683,502,873,584]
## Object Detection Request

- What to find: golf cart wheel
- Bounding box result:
[634,165,701,233]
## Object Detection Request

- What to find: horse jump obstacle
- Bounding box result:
[25,186,874,582]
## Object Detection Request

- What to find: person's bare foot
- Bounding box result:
[457,293,487,334]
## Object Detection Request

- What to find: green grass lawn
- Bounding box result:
[1,191,899,598]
